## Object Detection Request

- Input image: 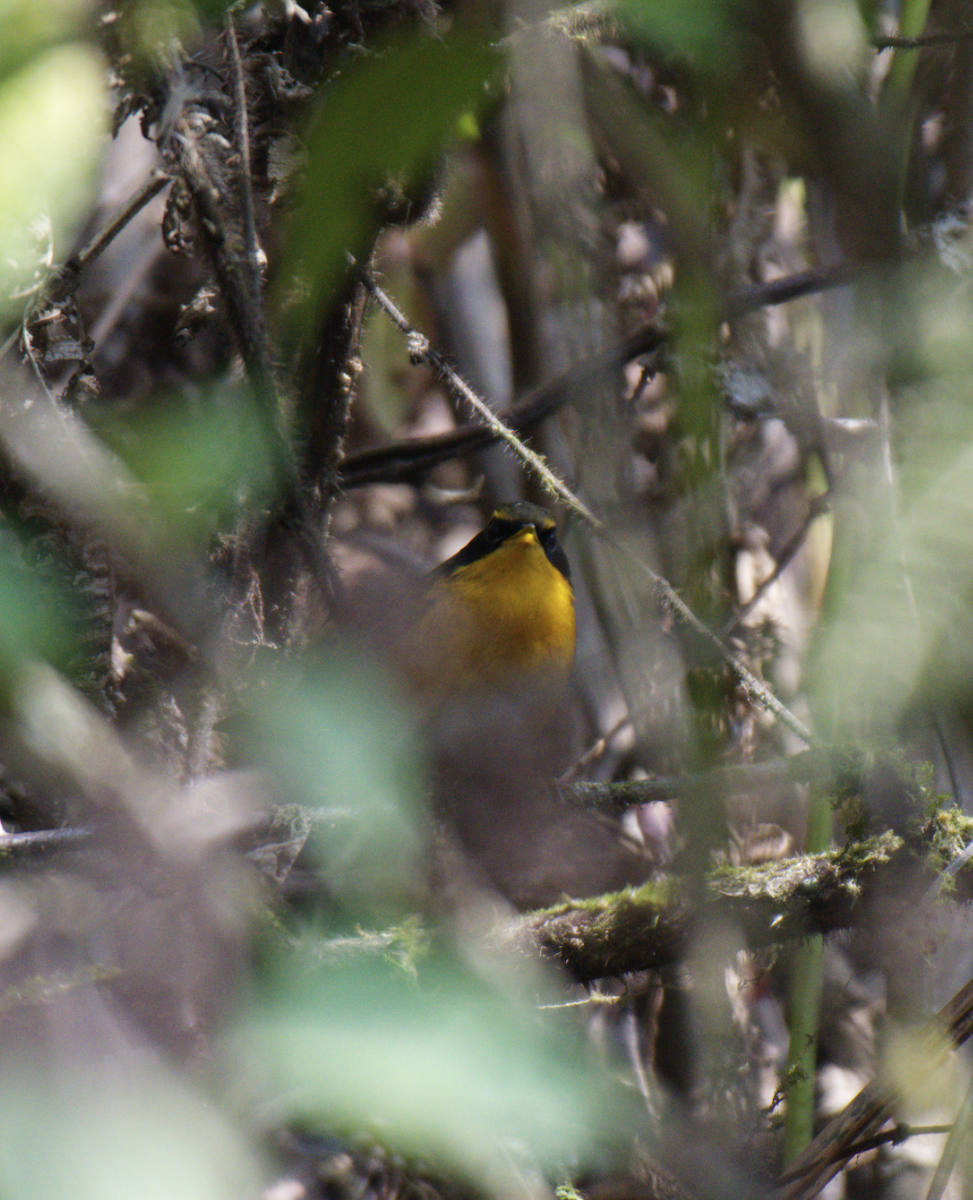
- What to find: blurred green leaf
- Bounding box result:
[0,1067,261,1200]
[809,429,973,738]
[0,44,106,314]
[248,654,424,911]
[617,0,752,66]
[0,527,74,688]
[232,953,629,1191]
[0,0,92,84]
[122,0,202,65]
[278,32,501,327]
[94,389,279,538]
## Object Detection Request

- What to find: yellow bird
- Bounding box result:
[403,502,576,698]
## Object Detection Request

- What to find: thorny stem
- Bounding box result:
[224,16,263,335]
[355,261,602,527]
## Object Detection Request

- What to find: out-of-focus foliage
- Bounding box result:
[281,33,500,326]
[0,528,74,689]
[0,1066,263,1200]
[94,387,280,540]
[617,0,753,66]
[0,44,105,312]
[233,953,629,1192]
[248,654,425,912]
[0,0,95,82]
[7,0,973,1194]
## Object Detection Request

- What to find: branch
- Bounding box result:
[559,749,846,813]
[0,171,172,364]
[0,827,93,859]
[337,263,864,493]
[52,172,172,302]
[355,263,602,527]
[508,832,904,983]
[873,28,973,49]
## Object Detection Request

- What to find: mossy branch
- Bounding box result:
[507,831,917,983]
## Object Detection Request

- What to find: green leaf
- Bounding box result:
[232,953,629,1191]
[277,32,502,327]
[0,526,74,689]
[94,388,279,539]
[247,653,425,912]
[0,0,92,85]
[0,1067,261,1200]
[0,44,106,314]
[617,0,752,66]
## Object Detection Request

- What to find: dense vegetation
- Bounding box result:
[3,0,973,1197]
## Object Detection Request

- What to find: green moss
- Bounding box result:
[923,805,973,873]
[534,878,678,922]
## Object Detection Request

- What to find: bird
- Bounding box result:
[402,502,576,699]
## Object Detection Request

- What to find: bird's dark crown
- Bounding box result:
[437,502,570,582]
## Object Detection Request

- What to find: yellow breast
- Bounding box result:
[405,528,576,696]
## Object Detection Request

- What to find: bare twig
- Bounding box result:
[874,28,973,49]
[356,261,602,527]
[558,709,634,783]
[723,261,861,319]
[53,172,172,300]
[925,1077,973,1200]
[832,1122,953,1160]
[721,493,831,641]
[0,171,172,365]
[339,263,871,493]
[619,546,817,745]
[0,827,93,857]
[559,749,843,812]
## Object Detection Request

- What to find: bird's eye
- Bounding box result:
[485,521,503,545]
[540,527,557,553]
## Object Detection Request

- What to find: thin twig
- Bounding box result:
[834,1122,954,1161]
[54,172,172,299]
[619,547,817,745]
[874,28,973,48]
[559,749,839,812]
[721,493,831,641]
[925,1080,973,1200]
[558,709,634,783]
[723,261,860,319]
[776,973,973,1199]
[338,261,882,497]
[0,172,172,366]
[339,262,870,492]
[0,827,93,855]
[356,261,602,527]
